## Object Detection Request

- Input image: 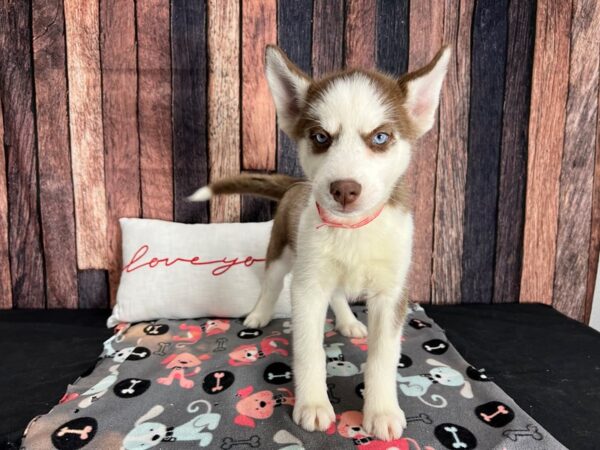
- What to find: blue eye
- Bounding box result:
[312,132,330,145]
[372,132,390,145]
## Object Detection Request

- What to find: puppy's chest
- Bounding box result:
[316,224,405,292]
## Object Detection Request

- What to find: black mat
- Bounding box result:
[425,303,600,449]
[1,304,598,449]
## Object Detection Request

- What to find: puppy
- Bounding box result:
[189,45,450,440]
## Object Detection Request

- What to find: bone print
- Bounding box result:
[424,343,446,352]
[154,342,172,356]
[130,349,149,359]
[213,337,228,352]
[407,413,433,425]
[221,435,261,449]
[444,426,467,449]
[267,371,292,381]
[282,320,292,334]
[212,372,225,392]
[238,330,261,338]
[480,405,509,422]
[503,424,543,442]
[120,379,142,395]
[56,425,93,440]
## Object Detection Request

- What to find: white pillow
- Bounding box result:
[108,218,291,327]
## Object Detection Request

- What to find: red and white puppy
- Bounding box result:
[189,45,450,440]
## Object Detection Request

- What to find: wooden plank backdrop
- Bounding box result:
[0,0,599,324]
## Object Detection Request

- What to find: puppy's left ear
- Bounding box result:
[399,46,451,138]
[265,45,312,137]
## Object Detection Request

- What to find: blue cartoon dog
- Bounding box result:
[122,400,220,449]
[396,358,473,408]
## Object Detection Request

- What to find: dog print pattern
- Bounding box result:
[21,305,566,449]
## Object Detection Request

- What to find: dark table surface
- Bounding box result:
[1,304,598,449]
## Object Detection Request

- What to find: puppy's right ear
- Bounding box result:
[265,45,311,137]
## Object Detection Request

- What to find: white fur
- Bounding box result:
[251,46,447,440]
[187,186,212,202]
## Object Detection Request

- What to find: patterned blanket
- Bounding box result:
[21,304,565,449]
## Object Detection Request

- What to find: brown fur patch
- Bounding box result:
[210,173,303,201]
[265,182,311,265]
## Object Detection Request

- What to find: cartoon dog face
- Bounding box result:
[234,386,294,428]
[123,402,220,450]
[229,345,261,366]
[327,360,363,377]
[337,410,368,439]
[204,319,230,336]
[161,353,210,369]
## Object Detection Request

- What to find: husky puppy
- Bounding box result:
[189,45,450,440]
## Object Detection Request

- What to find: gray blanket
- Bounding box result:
[22,304,566,449]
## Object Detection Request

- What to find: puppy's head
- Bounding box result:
[265,45,450,218]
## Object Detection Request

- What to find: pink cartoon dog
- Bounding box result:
[336,411,433,450]
[172,320,230,344]
[204,319,230,336]
[157,352,211,389]
[228,334,288,366]
[234,385,295,427]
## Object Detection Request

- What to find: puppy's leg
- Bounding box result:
[362,293,408,440]
[292,277,335,432]
[244,247,293,328]
[330,290,367,338]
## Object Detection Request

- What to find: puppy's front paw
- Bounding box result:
[336,319,368,338]
[293,400,335,432]
[243,311,272,328]
[362,406,406,441]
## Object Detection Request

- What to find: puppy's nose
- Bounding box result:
[330,179,362,207]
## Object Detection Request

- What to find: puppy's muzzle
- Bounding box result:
[330,179,362,207]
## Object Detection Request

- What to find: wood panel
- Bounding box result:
[64,0,108,269]
[432,0,473,305]
[520,1,572,304]
[172,0,209,223]
[78,270,109,309]
[100,0,141,305]
[493,0,536,304]
[207,0,240,223]
[32,0,78,308]
[585,90,600,323]
[0,0,46,308]
[345,0,376,69]
[376,0,409,76]
[277,0,312,177]
[553,0,600,321]
[0,100,11,308]
[137,0,173,221]
[241,0,276,171]
[461,0,509,304]
[402,0,443,304]
[312,0,344,78]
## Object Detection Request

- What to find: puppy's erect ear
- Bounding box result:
[265,45,311,137]
[399,46,451,138]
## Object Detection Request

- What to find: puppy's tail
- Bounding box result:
[187,174,304,202]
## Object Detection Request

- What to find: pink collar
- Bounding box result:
[315,203,385,230]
